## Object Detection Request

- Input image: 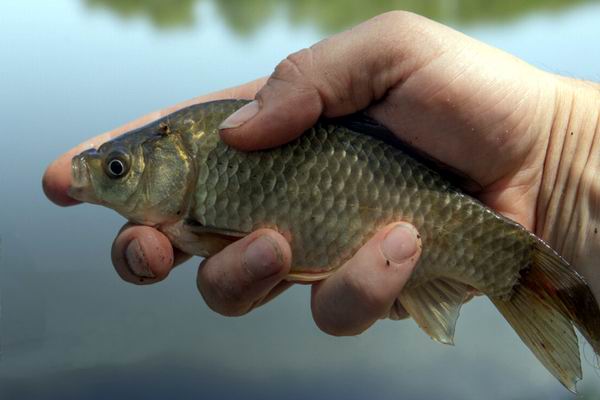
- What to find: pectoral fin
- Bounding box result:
[184,218,249,238]
[159,220,249,258]
[398,279,475,345]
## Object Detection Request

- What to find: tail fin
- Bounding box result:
[492,239,600,392]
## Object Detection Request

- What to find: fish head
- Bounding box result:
[69,121,192,225]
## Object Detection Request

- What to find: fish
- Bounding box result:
[69,99,600,392]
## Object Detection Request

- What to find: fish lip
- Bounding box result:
[68,154,95,203]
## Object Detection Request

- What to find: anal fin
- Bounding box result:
[398,279,474,345]
[492,284,582,393]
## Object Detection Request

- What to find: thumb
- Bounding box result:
[218,12,413,151]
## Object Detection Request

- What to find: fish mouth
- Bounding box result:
[68,154,96,203]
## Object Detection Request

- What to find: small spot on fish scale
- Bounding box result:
[206,153,218,169]
[226,162,239,175]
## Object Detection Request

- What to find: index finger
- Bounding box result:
[42,77,267,206]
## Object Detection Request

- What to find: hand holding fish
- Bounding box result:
[42,75,423,335]
[43,12,600,388]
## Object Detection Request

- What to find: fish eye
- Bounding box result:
[104,151,130,179]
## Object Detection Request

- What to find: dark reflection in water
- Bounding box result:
[86,0,198,28]
[2,357,595,400]
[1,358,598,400]
[0,359,464,400]
[85,0,596,33]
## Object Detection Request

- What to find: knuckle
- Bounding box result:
[260,48,323,111]
[269,48,321,95]
[279,48,314,79]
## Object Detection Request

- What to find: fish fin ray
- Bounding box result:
[399,279,474,345]
[488,236,600,393]
[530,240,600,356]
[492,284,582,393]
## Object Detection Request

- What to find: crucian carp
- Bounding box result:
[69,99,600,392]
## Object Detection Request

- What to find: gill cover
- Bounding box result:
[70,120,193,225]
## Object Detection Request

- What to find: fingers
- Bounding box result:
[42,78,267,207]
[197,229,292,316]
[111,224,190,285]
[311,222,421,336]
[218,11,423,151]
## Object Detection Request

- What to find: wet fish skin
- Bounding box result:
[168,101,527,294]
[70,99,600,392]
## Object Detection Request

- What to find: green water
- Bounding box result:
[1,1,600,399]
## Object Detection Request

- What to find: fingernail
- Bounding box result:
[381,223,419,264]
[219,100,260,130]
[243,235,283,280]
[125,239,155,278]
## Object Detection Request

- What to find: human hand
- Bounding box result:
[217,11,600,299]
[43,11,600,332]
[43,75,421,335]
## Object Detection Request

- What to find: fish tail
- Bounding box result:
[491,239,600,392]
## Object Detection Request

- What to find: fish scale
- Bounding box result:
[184,100,527,296]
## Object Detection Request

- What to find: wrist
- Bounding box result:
[536,75,600,296]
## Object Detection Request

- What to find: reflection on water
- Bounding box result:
[86,0,596,32]
[4,359,598,400]
[86,0,198,28]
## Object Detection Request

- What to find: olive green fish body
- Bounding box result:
[71,99,600,392]
[175,101,528,298]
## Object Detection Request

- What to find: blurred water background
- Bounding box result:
[1,1,600,399]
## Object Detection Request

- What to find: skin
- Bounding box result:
[43,12,600,336]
